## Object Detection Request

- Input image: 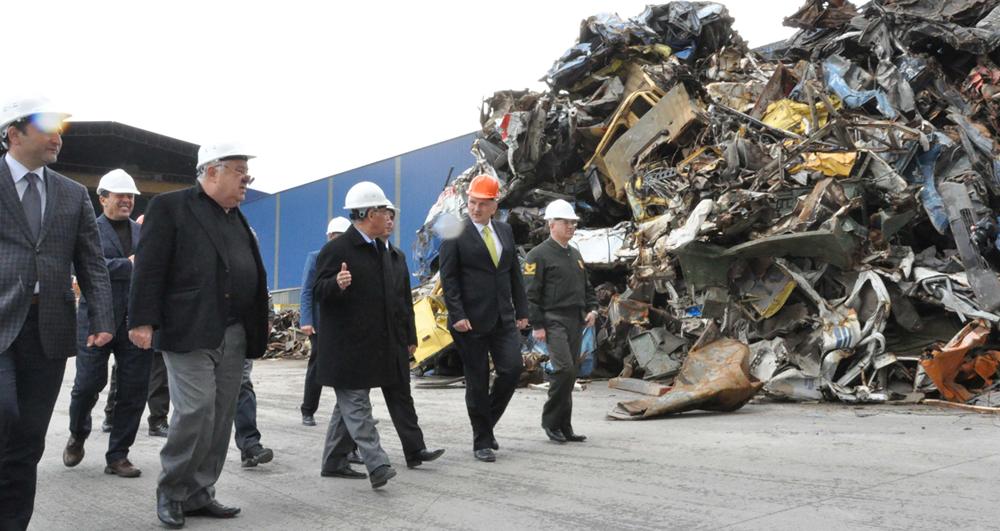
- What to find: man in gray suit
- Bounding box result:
[0,97,114,530]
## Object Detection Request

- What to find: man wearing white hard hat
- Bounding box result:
[298,216,351,427]
[313,181,406,489]
[128,143,269,527]
[0,97,114,530]
[63,169,152,479]
[523,199,597,444]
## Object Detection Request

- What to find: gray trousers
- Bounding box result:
[159,324,246,510]
[322,387,390,473]
[541,311,583,433]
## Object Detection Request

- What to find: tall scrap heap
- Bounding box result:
[413,0,1000,417]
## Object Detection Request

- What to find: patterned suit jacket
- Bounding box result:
[0,159,114,358]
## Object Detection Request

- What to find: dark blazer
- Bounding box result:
[78,214,140,339]
[387,241,418,349]
[438,218,528,333]
[0,160,114,358]
[313,225,408,389]
[127,184,269,358]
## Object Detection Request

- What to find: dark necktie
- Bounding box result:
[22,172,42,241]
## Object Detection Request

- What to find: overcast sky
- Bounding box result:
[6,0,804,193]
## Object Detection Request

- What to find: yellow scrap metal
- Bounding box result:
[789,151,858,177]
[761,97,841,135]
[412,280,454,367]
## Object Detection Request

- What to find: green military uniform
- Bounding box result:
[524,237,597,436]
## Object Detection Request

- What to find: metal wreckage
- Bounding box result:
[407,0,1000,419]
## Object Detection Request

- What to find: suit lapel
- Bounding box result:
[0,159,37,243]
[186,186,230,269]
[130,219,141,248]
[97,215,125,256]
[464,218,496,270]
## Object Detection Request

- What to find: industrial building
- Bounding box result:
[240,133,476,304]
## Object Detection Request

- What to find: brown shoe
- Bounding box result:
[63,436,85,467]
[104,458,141,478]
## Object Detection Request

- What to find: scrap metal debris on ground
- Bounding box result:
[400,0,1000,418]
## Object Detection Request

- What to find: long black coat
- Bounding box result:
[128,185,270,358]
[314,225,408,389]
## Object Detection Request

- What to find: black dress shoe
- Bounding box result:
[321,466,367,479]
[543,426,567,443]
[564,432,587,442]
[406,447,445,468]
[184,500,241,518]
[473,448,496,462]
[369,465,396,489]
[302,415,316,426]
[157,490,184,528]
[148,422,169,438]
[63,436,85,467]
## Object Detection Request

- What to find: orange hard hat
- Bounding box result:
[467,175,499,199]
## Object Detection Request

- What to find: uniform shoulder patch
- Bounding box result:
[524,262,537,275]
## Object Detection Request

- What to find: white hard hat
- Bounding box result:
[344,181,394,210]
[326,216,351,235]
[544,199,579,220]
[97,169,141,195]
[0,97,70,144]
[197,142,255,171]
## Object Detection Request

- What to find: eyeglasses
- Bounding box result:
[217,164,255,185]
[556,219,578,227]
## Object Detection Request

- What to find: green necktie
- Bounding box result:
[482,225,499,267]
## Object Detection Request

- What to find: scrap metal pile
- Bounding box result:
[413,0,1000,417]
[264,309,311,359]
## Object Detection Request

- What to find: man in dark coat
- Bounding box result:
[438,174,529,463]
[63,169,152,478]
[314,181,403,489]
[128,143,269,528]
[0,98,114,531]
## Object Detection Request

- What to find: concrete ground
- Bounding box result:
[31,359,1000,530]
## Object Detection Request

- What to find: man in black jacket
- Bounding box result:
[438,175,529,463]
[314,181,404,489]
[129,143,269,528]
[63,169,151,478]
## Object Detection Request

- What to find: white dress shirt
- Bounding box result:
[6,152,47,215]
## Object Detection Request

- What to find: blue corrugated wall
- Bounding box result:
[242,133,476,290]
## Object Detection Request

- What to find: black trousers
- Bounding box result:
[147,351,170,427]
[540,311,583,434]
[300,334,323,417]
[0,305,67,531]
[68,317,152,464]
[451,318,524,450]
[102,350,169,429]
[234,359,261,454]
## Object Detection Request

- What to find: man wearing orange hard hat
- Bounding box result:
[438,174,529,463]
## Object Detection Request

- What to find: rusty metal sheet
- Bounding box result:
[608,338,763,419]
